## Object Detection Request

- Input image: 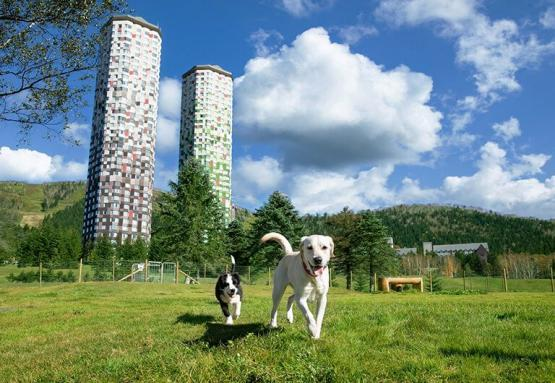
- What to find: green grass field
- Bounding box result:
[0,282,554,382]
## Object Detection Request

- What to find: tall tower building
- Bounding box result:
[82,15,162,243]
[180,65,233,222]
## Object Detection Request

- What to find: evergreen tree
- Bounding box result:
[326,207,359,289]
[352,211,399,292]
[154,159,226,264]
[226,220,249,265]
[248,191,305,267]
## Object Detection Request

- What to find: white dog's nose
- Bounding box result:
[313,256,322,265]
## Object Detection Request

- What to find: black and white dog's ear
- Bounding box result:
[231,272,240,284]
[327,236,335,258]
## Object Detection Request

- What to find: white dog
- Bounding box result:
[261,232,334,339]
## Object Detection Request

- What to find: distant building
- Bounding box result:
[430,242,489,256]
[82,15,162,244]
[396,241,490,262]
[396,247,417,256]
[180,64,233,222]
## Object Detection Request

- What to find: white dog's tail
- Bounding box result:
[230,255,236,272]
[261,232,293,255]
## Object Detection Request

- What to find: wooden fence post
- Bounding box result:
[176,262,179,284]
[469,273,472,290]
[503,267,508,292]
[145,259,148,282]
[429,270,433,293]
[204,263,207,278]
[112,256,115,282]
[373,272,377,292]
[161,262,164,284]
[463,269,466,290]
[248,266,251,284]
[39,262,42,286]
[78,258,83,283]
[550,266,554,293]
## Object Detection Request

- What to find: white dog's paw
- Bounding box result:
[308,322,318,338]
[269,320,278,328]
[225,316,233,325]
[232,314,239,320]
[286,311,294,323]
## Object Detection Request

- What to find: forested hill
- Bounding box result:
[0,181,86,227]
[375,205,555,255]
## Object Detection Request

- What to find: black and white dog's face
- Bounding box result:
[216,273,241,300]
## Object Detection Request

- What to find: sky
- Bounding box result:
[1,0,555,219]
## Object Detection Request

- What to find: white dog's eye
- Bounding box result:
[307,244,313,250]
[322,245,328,250]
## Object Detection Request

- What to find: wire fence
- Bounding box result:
[1,258,554,293]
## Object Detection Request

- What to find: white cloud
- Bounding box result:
[249,29,283,57]
[443,142,555,218]
[234,27,442,169]
[158,77,181,119]
[335,25,378,45]
[375,0,478,26]
[540,7,555,29]
[63,123,90,145]
[511,153,551,177]
[279,0,334,17]
[156,116,180,152]
[492,117,521,141]
[233,156,284,207]
[376,0,555,103]
[252,146,554,218]
[0,146,86,183]
[156,77,181,153]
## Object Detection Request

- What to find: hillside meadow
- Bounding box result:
[0,282,554,382]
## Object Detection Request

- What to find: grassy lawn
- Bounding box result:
[0,283,554,382]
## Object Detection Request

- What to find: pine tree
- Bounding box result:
[249,191,304,267]
[226,220,249,265]
[326,207,360,289]
[154,159,226,264]
[352,211,399,292]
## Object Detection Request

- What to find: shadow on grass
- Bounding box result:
[440,347,555,363]
[175,312,216,325]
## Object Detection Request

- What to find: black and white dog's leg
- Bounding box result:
[232,301,241,320]
[220,301,233,325]
[314,294,327,339]
[295,296,318,338]
[286,294,295,323]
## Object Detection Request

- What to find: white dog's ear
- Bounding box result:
[299,236,308,252]
[327,236,335,258]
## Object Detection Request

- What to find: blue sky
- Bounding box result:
[1,0,555,218]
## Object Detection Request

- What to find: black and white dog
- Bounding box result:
[215,256,243,325]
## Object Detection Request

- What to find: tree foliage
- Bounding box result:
[0,0,125,138]
[248,191,304,267]
[351,211,399,291]
[153,159,227,264]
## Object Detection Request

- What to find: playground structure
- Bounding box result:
[118,261,199,284]
[379,276,424,292]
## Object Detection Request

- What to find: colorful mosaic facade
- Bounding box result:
[180,65,233,222]
[83,16,162,243]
